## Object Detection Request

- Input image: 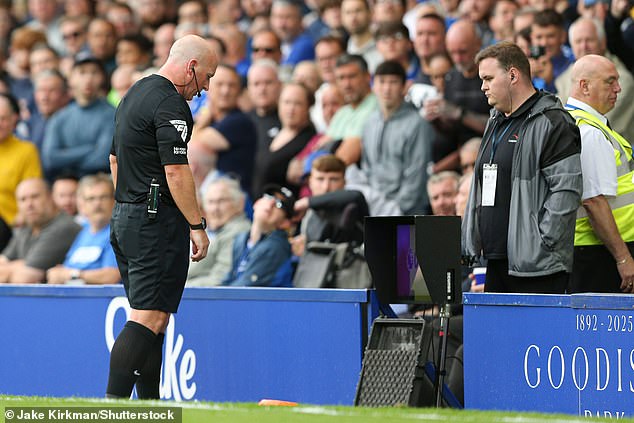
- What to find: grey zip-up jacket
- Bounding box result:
[361,101,434,214]
[462,91,582,276]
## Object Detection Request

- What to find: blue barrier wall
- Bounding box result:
[464,293,634,419]
[0,286,379,404]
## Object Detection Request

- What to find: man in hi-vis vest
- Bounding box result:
[566,54,634,293]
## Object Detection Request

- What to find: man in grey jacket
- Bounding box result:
[360,60,434,215]
[463,41,582,293]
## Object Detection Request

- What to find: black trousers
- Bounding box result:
[484,259,568,294]
[569,242,634,293]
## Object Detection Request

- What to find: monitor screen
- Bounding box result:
[396,224,431,302]
[365,216,461,305]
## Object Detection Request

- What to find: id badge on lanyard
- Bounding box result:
[482,163,498,206]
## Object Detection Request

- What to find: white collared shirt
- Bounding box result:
[566,97,618,201]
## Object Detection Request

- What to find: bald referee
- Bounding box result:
[107,35,216,399]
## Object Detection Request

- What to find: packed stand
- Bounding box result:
[0,0,632,291]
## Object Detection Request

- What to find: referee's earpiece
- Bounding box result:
[191,66,202,98]
[510,74,515,81]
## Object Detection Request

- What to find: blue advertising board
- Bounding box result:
[0,286,378,404]
[464,293,634,418]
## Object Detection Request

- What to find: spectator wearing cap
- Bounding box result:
[375,22,419,81]
[41,52,115,181]
[222,184,295,287]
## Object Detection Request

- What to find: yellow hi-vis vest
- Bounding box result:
[568,108,634,246]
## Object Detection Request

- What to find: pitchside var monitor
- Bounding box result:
[364,216,461,305]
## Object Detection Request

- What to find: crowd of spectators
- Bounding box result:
[0,0,633,287]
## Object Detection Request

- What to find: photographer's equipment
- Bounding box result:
[356,216,462,408]
[529,45,546,59]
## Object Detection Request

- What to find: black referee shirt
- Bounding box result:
[477,91,540,259]
[111,74,193,206]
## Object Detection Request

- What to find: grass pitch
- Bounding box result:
[1,396,631,423]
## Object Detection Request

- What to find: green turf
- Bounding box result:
[1,396,630,423]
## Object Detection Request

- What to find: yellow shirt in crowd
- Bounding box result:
[0,135,42,225]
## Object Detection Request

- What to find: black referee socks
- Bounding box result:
[106,321,156,398]
[135,333,165,399]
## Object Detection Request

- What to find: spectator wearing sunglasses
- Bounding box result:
[222,184,295,287]
[59,15,88,59]
[250,29,283,65]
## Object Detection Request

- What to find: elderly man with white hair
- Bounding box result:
[187,177,251,286]
[555,16,634,144]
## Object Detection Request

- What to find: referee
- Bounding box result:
[107,35,216,399]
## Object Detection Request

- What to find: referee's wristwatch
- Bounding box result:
[190,217,207,231]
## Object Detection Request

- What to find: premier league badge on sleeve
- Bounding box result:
[169,119,188,142]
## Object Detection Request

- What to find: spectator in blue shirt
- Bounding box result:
[530,9,575,93]
[47,173,120,284]
[271,0,315,70]
[41,52,115,181]
[223,184,295,287]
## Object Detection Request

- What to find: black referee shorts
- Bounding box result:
[110,202,190,313]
